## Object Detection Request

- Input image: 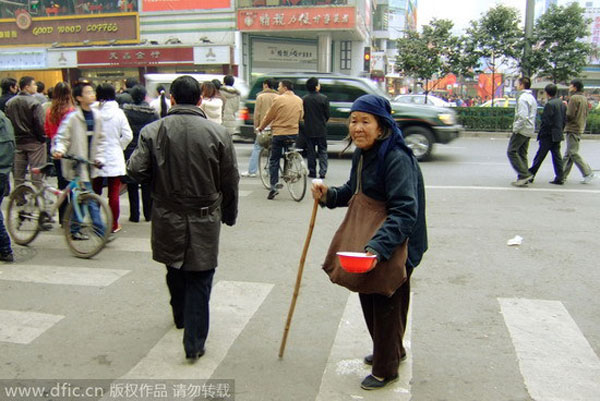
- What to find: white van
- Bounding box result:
[144,73,250,139]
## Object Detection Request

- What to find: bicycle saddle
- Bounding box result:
[31,163,55,175]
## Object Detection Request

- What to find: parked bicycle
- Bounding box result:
[6,155,113,258]
[257,138,307,202]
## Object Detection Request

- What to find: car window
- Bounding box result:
[317,79,368,102]
[413,96,426,104]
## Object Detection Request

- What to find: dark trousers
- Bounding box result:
[269,135,296,190]
[359,266,413,378]
[529,137,564,181]
[305,136,328,178]
[0,174,12,255]
[127,182,152,221]
[166,267,215,356]
[507,133,531,179]
[54,159,69,224]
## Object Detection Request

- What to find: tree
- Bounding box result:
[467,5,522,104]
[395,19,476,96]
[527,3,591,84]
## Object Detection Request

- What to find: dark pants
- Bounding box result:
[529,137,564,181]
[54,159,69,224]
[0,174,12,255]
[507,133,531,179]
[127,182,152,221]
[166,267,215,356]
[359,266,413,378]
[269,135,296,191]
[305,136,328,178]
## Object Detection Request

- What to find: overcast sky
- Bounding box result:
[417,0,528,33]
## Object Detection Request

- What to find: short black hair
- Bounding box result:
[171,75,201,105]
[36,81,45,93]
[125,77,139,89]
[280,80,294,91]
[306,77,319,92]
[571,79,583,92]
[47,86,54,100]
[95,83,116,101]
[223,75,235,86]
[544,83,557,97]
[518,77,531,90]
[130,85,147,105]
[211,79,222,90]
[72,81,95,103]
[263,78,275,89]
[19,76,35,90]
[0,77,16,94]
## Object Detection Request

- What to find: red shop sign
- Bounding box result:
[238,6,355,31]
[78,47,194,67]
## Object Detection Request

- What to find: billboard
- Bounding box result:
[142,0,230,12]
[0,0,138,18]
[78,47,194,67]
[238,7,355,31]
[0,13,138,47]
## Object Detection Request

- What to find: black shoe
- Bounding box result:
[360,374,399,390]
[364,353,406,366]
[319,175,326,179]
[549,179,564,185]
[267,190,279,200]
[0,252,14,262]
[71,232,89,241]
[185,348,205,362]
[308,173,316,178]
[129,217,139,223]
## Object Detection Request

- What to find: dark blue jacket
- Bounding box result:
[325,142,427,268]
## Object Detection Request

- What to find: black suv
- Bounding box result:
[239,73,463,161]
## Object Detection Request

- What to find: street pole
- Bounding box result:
[522,0,535,77]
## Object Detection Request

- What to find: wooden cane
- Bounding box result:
[279,197,320,358]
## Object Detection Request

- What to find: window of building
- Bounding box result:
[340,41,352,70]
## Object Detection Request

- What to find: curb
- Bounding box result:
[461,131,600,140]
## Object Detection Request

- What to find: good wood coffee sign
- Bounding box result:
[0,12,138,47]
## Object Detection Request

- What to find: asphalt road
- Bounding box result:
[0,136,598,401]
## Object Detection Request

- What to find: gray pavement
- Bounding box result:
[0,137,599,401]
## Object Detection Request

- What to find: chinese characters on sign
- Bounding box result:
[77,47,195,67]
[238,7,355,31]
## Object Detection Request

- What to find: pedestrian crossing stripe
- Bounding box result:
[499,298,600,401]
[315,293,412,401]
[122,280,274,380]
[0,264,130,287]
[0,309,64,345]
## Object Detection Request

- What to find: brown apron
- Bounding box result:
[322,156,408,297]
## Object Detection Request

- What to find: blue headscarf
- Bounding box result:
[350,94,413,175]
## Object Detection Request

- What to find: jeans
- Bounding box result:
[269,135,296,190]
[0,174,12,255]
[507,133,531,179]
[247,139,261,175]
[70,182,105,237]
[166,267,216,356]
[529,138,564,181]
[304,135,328,178]
[563,132,592,178]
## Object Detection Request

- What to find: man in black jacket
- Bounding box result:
[302,77,330,178]
[0,78,17,113]
[528,83,566,185]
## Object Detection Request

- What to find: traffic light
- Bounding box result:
[363,47,371,72]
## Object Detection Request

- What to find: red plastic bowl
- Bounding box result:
[336,252,377,273]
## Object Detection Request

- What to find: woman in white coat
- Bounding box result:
[92,83,133,233]
[199,81,223,124]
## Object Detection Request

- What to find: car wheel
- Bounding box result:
[403,126,434,161]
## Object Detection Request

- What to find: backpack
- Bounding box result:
[0,110,15,176]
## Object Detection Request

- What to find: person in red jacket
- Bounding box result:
[44,82,75,224]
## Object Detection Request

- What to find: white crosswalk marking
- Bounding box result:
[0,264,130,287]
[0,309,64,344]
[315,293,412,400]
[499,298,600,401]
[122,280,274,380]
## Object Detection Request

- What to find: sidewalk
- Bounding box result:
[461,131,600,140]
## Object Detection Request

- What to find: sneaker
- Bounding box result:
[112,225,122,233]
[511,175,533,187]
[267,190,279,200]
[549,179,564,185]
[360,374,399,390]
[581,173,595,184]
[241,171,257,178]
[71,232,89,241]
[0,252,14,262]
[275,183,284,189]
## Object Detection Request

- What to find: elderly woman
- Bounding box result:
[312,94,427,391]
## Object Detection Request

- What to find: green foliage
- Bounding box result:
[528,3,592,83]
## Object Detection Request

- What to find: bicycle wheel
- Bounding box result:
[258,147,271,190]
[63,192,112,258]
[285,152,307,202]
[6,185,42,245]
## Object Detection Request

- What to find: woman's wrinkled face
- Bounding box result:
[349,111,381,150]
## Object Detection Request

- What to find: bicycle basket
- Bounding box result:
[257,129,272,148]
